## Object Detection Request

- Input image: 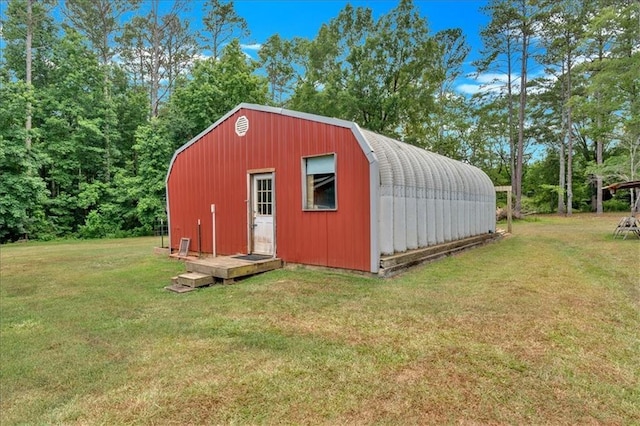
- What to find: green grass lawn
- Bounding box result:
[1,214,639,424]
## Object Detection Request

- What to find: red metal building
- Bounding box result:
[166,104,496,274]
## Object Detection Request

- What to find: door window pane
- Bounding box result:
[256,178,272,215]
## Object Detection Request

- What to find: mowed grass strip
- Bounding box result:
[0,215,638,424]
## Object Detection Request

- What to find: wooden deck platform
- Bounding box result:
[379,233,502,277]
[165,255,283,292]
[186,256,283,284]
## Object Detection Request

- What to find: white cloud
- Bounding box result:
[456,71,546,96]
[474,72,514,84]
[241,43,262,51]
[456,83,485,95]
[456,72,517,96]
[194,53,213,61]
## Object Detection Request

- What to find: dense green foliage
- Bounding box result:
[0,0,638,242]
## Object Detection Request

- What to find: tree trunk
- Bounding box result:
[595,91,603,214]
[566,109,573,216]
[515,34,528,217]
[595,35,606,214]
[103,71,111,181]
[25,0,33,151]
[566,51,573,217]
[506,38,516,206]
[558,62,567,215]
[558,141,566,214]
[150,0,160,117]
[631,139,638,214]
[595,140,603,214]
[102,32,111,182]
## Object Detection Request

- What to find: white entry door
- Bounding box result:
[251,173,274,255]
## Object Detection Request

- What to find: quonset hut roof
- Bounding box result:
[362,129,495,255]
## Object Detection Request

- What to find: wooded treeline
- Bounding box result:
[1,0,638,242]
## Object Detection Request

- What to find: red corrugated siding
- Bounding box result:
[167,108,371,271]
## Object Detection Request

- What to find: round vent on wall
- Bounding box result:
[235,115,249,136]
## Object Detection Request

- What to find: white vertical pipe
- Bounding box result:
[211,204,216,257]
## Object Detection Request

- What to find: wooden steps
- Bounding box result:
[164,273,212,293]
[379,233,501,277]
[177,272,214,288]
[164,282,197,293]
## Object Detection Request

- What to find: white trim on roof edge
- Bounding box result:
[350,123,380,273]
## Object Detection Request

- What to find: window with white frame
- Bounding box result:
[303,154,336,210]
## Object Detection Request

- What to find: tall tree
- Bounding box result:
[63,0,140,181]
[570,0,638,212]
[477,0,547,216]
[514,0,546,215]
[202,0,249,59]
[528,73,567,212]
[259,34,295,106]
[1,0,55,149]
[0,0,55,241]
[538,0,587,215]
[25,0,33,150]
[581,0,610,214]
[119,0,196,117]
[414,28,471,157]
[475,0,520,209]
[472,93,520,185]
[0,74,49,241]
[166,39,269,142]
[62,0,139,66]
[290,0,439,141]
[128,119,174,230]
[583,0,640,211]
[38,29,112,234]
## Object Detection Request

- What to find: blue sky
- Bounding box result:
[187,0,491,94]
[228,0,489,43]
[0,0,493,94]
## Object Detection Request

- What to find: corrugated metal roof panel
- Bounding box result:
[360,129,496,254]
